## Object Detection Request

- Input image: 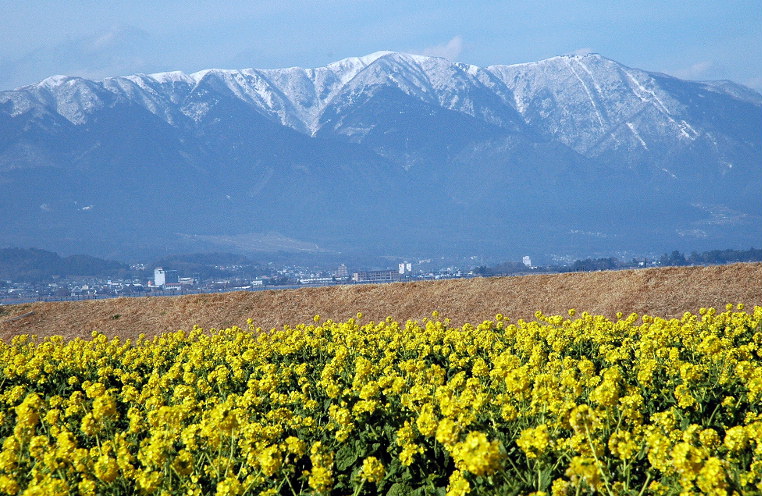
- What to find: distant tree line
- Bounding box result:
[0,248,271,284]
[568,257,621,272]
[475,247,762,275]
[473,261,529,276]
[658,248,762,267]
[0,248,128,282]
[567,247,762,272]
[152,253,262,281]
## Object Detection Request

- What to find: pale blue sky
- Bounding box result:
[1,1,760,91]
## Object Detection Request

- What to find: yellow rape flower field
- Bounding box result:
[1,304,761,495]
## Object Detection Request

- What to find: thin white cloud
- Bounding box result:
[571,47,594,56]
[671,61,714,80]
[742,77,762,92]
[0,26,154,89]
[418,36,464,61]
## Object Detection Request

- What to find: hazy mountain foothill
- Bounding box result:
[1,51,760,262]
[0,248,275,284]
[1,246,760,294]
[0,247,127,282]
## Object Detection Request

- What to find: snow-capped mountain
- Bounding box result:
[1,52,760,260]
[3,52,524,134]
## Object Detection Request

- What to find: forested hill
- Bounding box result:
[0,248,127,281]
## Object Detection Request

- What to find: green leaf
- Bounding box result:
[335,443,359,471]
[386,482,414,496]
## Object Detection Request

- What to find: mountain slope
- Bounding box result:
[1,52,760,260]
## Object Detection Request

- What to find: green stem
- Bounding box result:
[352,479,366,496]
[705,402,722,427]
[584,423,614,496]
[284,473,300,496]
[636,472,652,496]
[225,431,237,478]
[505,454,532,486]
[241,468,263,495]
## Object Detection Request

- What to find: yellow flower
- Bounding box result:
[27,436,48,461]
[671,442,703,479]
[646,430,672,472]
[699,428,720,450]
[435,418,461,448]
[589,367,621,406]
[308,442,334,493]
[80,413,98,437]
[471,358,489,377]
[92,394,117,419]
[284,436,306,457]
[696,457,727,494]
[608,430,637,460]
[135,469,161,493]
[674,384,697,408]
[551,478,571,496]
[451,431,503,476]
[565,456,603,491]
[256,445,282,477]
[569,404,600,434]
[94,454,119,483]
[77,478,97,496]
[359,456,385,483]
[215,476,243,496]
[517,424,550,459]
[446,470,471,496]
[724,425,747,452]
[171,450,194,477]
[416,403,438,437]
[13,392,42,433]
[0,307,760,495]
[0,475,19,495]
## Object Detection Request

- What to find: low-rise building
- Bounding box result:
[351,270,400,283]
[299,277,335,285]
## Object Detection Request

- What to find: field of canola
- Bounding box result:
[0,305,761,495]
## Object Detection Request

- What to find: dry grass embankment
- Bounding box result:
[1,263,760,342]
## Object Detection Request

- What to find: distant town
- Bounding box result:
[1,247,760,305]
[0,259,492,305]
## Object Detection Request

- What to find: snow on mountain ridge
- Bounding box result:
[38,75,74,89]
[3,51,760,153]
[3,52,521,132]
[325,51,395,83]
[143,70,197,85]
[701,80,762,105]
[484,53,707,154]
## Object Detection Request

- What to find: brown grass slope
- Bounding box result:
[1,263,760,342]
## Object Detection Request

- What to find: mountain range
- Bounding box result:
[1,51,760,262]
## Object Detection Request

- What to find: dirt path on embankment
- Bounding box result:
[1,263,760,341]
